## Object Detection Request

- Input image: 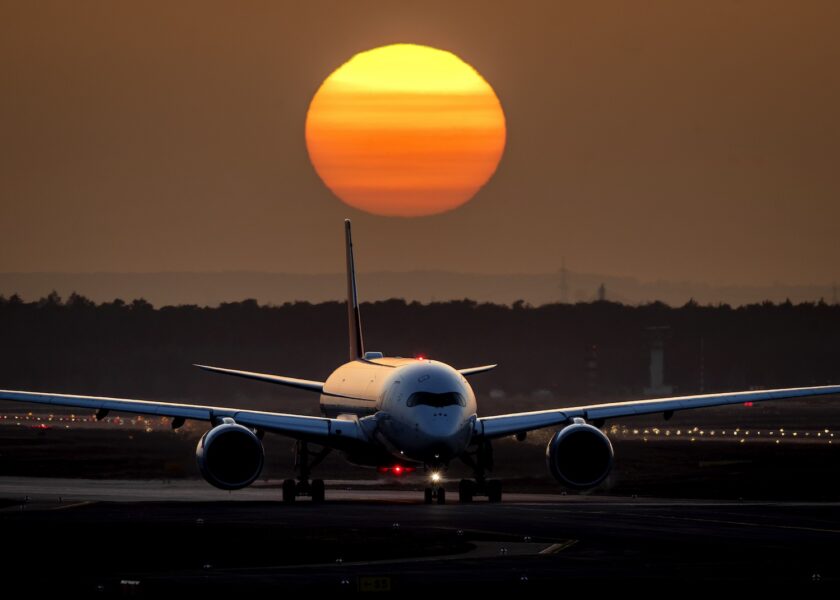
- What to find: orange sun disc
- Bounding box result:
[305,44,506,217]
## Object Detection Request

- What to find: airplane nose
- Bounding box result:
[415,410,472,461]
[421,411,464,438]
[395,389,474,462]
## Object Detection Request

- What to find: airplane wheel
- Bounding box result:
[459,479,475,503]
[487,479,502,503]
[436,487,446,505]
[282,479,297,504]
[311,479,325,503]
[424,487,433,504]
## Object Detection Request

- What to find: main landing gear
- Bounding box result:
[283,441,331,504]
[458,441,503,503]
[457,478,502,503]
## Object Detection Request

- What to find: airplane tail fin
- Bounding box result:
[345,219,365,361]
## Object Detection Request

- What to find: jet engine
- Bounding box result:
[546,422,614,489]
[196,422,264,490]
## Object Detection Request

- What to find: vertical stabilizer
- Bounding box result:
[345,219,365,361]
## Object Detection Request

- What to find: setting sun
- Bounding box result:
[305,44,506,217]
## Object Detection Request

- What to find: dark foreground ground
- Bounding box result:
[1,485,838,594]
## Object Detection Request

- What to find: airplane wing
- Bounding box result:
[475,385,840,439]
[0,389,363,447]
[193,364,324,393]
[458,364,497,377]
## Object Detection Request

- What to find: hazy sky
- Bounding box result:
[1,1,838,286]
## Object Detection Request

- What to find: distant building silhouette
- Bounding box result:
[584,343,599,399]
[558,257,569,303]
[644,326,674,396]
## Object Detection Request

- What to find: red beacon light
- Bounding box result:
[377,464,416,476]
[743,401,754,407]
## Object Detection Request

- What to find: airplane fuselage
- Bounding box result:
[320,357,477,466]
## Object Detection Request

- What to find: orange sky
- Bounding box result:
[0,1,838,287]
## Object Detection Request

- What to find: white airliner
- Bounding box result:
[2,220,839,504]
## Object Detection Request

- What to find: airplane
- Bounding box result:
[2,219,839,504]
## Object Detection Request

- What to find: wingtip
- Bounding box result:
[458,363,498,376]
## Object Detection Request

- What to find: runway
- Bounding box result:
[2,477,839,592]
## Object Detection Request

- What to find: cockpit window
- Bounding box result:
[406,391,466,408]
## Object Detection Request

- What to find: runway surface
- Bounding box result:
[2,477,839,592]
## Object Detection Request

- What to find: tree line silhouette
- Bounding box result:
[1,292,838,408]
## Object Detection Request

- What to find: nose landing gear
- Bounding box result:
[423,470,447,504]
[423,485,446,504]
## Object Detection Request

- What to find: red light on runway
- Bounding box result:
[377,465,415,476]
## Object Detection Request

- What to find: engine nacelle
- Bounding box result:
[196,422,264,490]
[546,422,614,489]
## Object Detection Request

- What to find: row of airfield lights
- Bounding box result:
[608,424,834,444]
[1,412,836,444]
[3,412,170,433]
